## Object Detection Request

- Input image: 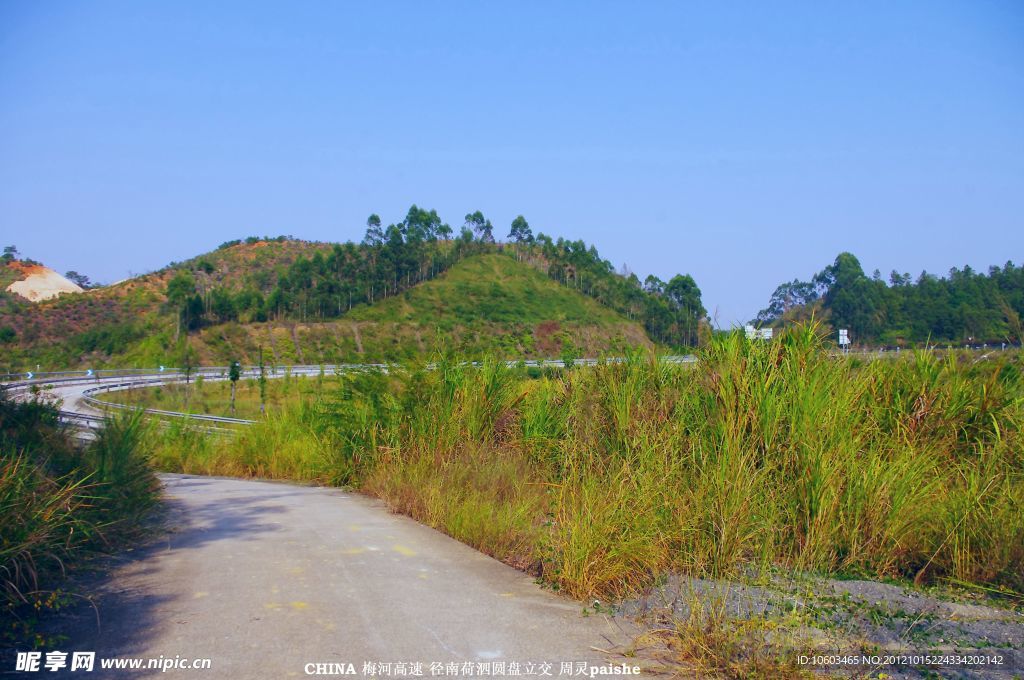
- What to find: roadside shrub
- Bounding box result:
[84,410,161,520]
[0,393,159,646]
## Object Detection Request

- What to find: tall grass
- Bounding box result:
[1,394,160,646]
[146,326,1024,600]
[148,399,352,485]
[85,410,161,519]
[360,328,1023,598]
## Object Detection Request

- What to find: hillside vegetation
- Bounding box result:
[352,253,629,326]
[0,208,708,370]
[0,237,332,370]
[179,254,650,365]
[0,249,651,369]
[757,251,1024,346]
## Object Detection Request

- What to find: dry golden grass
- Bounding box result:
[151,329,1024,603]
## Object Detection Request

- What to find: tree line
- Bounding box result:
[522,234,706,347]
[165,206,709,349]
[756,252,1024,345]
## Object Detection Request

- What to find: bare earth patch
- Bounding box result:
[614,572,1024,678]
[5,263,83,302]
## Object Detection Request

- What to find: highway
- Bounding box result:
[2,357,697,430]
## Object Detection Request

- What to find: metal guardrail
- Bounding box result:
[3,343,1013,384]
[58,410,106,430]
[56,408,237,438]
[81,382,257,425]
[0,364,391,384]
[7,357,702,436]
[2,364,395,436]
[1,356,699,386]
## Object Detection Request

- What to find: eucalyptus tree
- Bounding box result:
[664,274,706,346]
[508,216,533,261]
[180,341,196,411]
[166,271,198,342]
[465,211,494,243]
[508,215,533,243]
[228,360,241,416]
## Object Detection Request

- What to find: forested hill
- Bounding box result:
[756,252,1024,346]
[0,207,707,370]
[197,208,708,349]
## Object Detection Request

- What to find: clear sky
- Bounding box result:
[2,1,1022,325]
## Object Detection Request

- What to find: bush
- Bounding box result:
[84,410,160,519]
[0,393,159,646]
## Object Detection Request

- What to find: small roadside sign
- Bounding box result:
[746,325,774,340]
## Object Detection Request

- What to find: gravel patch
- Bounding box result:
[615,572,1024,678]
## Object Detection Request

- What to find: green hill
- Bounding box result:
[1,202,713,372]
[352,254,631,326]
[0,246,652,371]
[344,253,650,359]
[166,253,651,366]
[0,238,334,370]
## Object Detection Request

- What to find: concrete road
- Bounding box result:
[45,475,638,679]
[8,377,107,417]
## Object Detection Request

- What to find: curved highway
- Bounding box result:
[3,357,697,433]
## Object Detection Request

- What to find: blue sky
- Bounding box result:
[2,1,1022,325]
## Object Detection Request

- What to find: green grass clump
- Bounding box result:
[146,400,344,484]
[0,394,159,647]
[84,410,161,519]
